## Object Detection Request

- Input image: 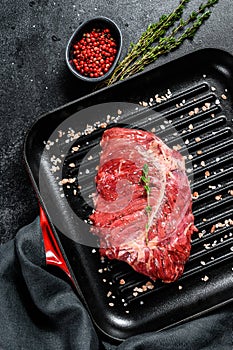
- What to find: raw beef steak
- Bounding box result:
[90,127,196,282]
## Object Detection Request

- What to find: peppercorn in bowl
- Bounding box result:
[66,17,122,82]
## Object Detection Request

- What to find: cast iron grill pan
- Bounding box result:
[24,49,233,342]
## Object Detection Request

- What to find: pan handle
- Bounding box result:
[39,206,74,284]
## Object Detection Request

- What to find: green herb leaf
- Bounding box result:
[142,163,149,176]
[140,175,147,183]
[140,164,152,245]
[145,205,152,213]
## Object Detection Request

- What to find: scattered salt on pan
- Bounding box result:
[188,124,194,130]
[189,110,195,116]
[215,194,222,201]
[198,231,205,238]
[201,275,209,282]
[204,243,211,250]
[212,240,218,247]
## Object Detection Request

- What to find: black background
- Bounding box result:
[1,0,233,243]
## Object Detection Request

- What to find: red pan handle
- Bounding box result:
[39,206,74,284]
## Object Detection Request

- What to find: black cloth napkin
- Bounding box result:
[0,217,232,350]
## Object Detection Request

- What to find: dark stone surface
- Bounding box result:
[1,0,233,243]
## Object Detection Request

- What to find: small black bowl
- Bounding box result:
[66,17,122,83]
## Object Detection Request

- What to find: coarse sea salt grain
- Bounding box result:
[201,275,209,282]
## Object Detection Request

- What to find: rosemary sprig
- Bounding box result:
[141,164,152,245]
[106,0,219,85]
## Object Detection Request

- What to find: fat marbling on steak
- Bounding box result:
[90,127,196,282]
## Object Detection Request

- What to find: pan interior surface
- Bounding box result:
[24,49,233,341]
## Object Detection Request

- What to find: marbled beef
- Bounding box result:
[90,127,196,282]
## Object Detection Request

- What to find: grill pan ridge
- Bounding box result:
[24,49,233,342]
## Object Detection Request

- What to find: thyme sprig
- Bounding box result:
[141,164,152,245]
[108,0,190,83]
[106,0,219,85]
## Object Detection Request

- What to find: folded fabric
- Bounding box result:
[0,217,232,350]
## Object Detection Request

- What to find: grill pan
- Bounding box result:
[24,48,233,342]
